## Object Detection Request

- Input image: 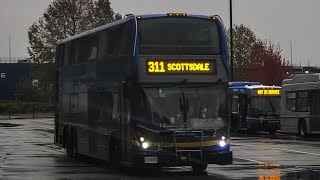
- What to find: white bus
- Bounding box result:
[280,73,320,137]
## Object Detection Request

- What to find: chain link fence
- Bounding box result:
[0,101,54,120]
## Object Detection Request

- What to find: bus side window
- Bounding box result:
[98,92,113,122]
[98,30,108,59]
[88,34,98,61]
[76,35,98,63]
[56,45,65,67]
[297,91,309,112]
[119,23,131,56]
[107,26,122,57]
[70,94,79,113]
[286,92,296,112]
[113,93,119,122]
[64,42,71,66]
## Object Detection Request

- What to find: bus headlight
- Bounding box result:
[219,136,226,147]
[142,142,149,149]
[219,140,226,147]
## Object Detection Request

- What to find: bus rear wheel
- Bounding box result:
[298,120,308,138]
[192,163,208,174]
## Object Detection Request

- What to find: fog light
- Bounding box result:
[219,140,226,147]
[140,137,145,142]
[142,142,149,149]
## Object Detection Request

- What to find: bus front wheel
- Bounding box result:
[298,120,308,138]
[192,163,208,174]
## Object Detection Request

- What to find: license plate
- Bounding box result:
[144,156,158,164]
[181,157,188,161]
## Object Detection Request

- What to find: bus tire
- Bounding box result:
[192,163,208,174]
[298,120,308,138]
[110,138,120,168]
[269,128,276,135]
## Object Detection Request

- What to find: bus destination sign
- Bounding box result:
[146,59,217,75]
[257,89,280,95]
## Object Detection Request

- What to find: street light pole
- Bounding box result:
[229,0,234,81]
[9,35,12,60]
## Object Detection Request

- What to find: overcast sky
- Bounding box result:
[0,0,319,66]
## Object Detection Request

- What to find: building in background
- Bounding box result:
[0,57,32,100]
[292,65,320,74]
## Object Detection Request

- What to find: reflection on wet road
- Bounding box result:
[0,118,319,179]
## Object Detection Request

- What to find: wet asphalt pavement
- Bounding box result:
[0,118,320,180]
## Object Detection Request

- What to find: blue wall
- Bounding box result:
[0,63,32,100]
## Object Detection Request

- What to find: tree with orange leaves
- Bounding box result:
[246,40,293,86]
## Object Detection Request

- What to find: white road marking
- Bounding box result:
[233,142,320,157]
[271,147,320,156]
[234,156,261,163]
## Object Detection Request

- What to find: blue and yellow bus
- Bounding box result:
[55,13,232,173]
[229,82,281,134]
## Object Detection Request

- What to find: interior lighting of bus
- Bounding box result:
[146,60,216,74]
[257,89,280,95]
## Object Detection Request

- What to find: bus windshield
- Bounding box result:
[138,17,221,55]
[130,86,227,130]
[249,96,281,115]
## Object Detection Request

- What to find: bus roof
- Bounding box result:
[229,82,281,94]
[136,14,214,20]
[60,18,128,44]
[59,14,220,45]
[229,81,261,87]
[282,73,320,91]
[283,73,320,85]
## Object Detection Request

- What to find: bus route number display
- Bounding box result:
[146,60,217,75]
[257,89,280,95]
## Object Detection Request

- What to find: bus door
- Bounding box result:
[231,94,240,131]
[310,91,320,132]
[239,94,249,129]
[119,87,131,162]
[231,94,248,130]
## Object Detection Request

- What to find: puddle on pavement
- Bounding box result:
[255,162,320,180]
[0,122,22,127]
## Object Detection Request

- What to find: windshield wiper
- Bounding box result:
[266,97,276,114]
[179,90,189,128]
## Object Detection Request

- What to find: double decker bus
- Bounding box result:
[229,82,281,134]
[55,13,232,173]
[281,73,320,137]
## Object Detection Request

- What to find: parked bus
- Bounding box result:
[281,73,320,137]
[229,82,281,134]
[54,13,232,172]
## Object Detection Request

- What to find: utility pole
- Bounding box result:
[290,40,293,66]
[229,0,234,81]
[9,35,12,59]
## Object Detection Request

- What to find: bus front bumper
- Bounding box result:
[130,150,233,167]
